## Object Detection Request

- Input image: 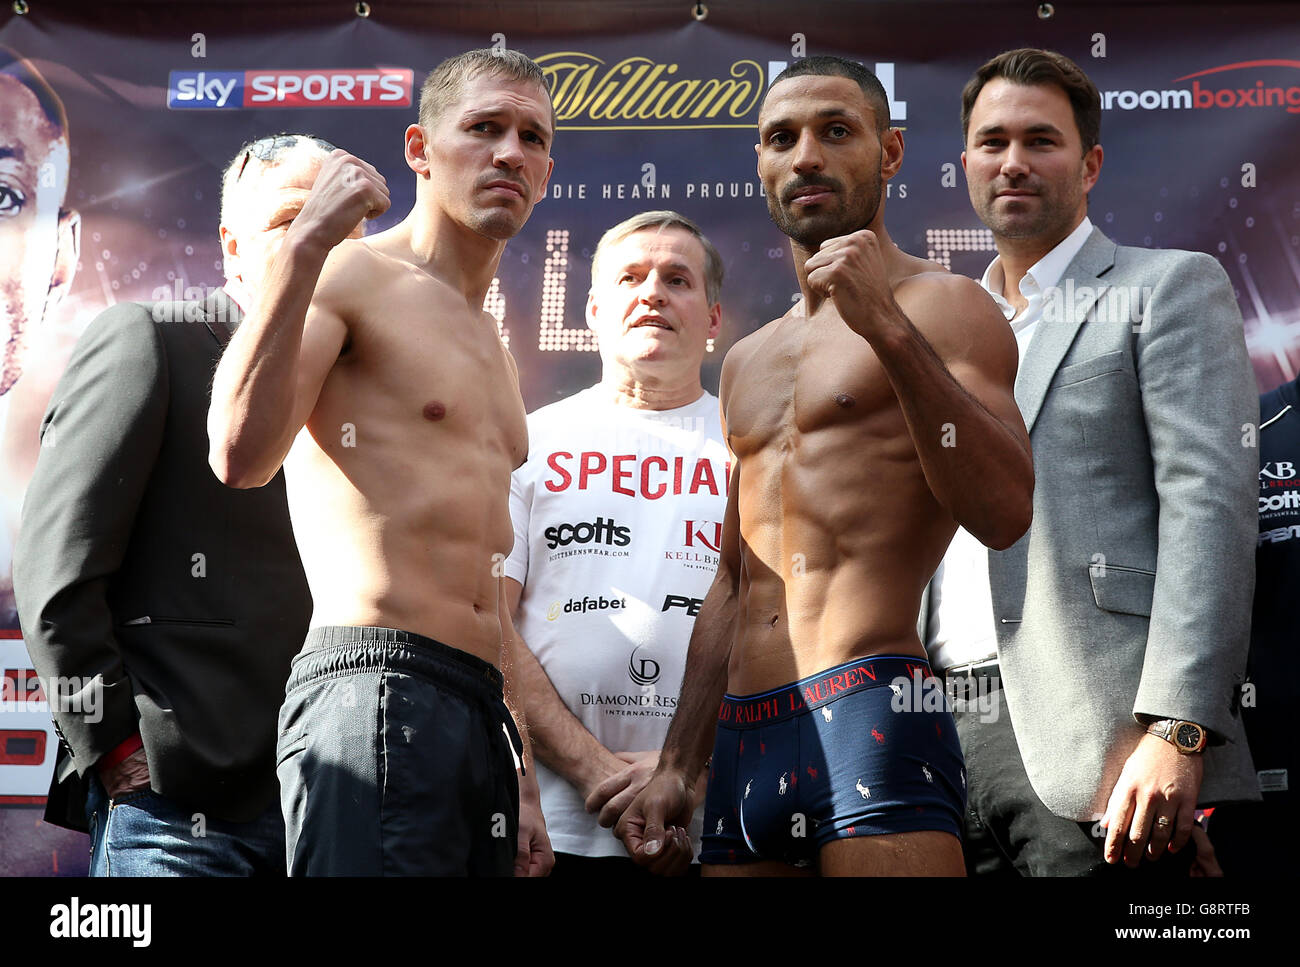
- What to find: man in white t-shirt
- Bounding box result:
[506,210,728,875]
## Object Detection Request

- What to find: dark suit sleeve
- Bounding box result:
[12,303,168,777]
[1133,252,1258,739]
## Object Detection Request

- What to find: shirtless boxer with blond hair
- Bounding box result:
[208,49,555,876]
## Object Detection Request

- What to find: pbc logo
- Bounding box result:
[168,68,413,110]
[684,519,721,553]
[544,517,631,550]
[662,594,704,616]
[628,647,661,686]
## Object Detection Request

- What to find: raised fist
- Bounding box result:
[291,149,391,253]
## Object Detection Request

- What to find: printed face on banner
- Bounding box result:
[586,226,721,381]
[961,78,1103,245]
[221,146,363,298]
[755,75,894,252]
[0,74,76,396]
[422,75,554,241]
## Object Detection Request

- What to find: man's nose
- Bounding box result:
[637,273,669,305]
[494,130,526,169]
[1000,141,1030,178]
[791,129,824,174]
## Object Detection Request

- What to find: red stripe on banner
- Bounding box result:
[0,630,24,639]
[0,796,47,806]
[2,668,44,703]
[1174,59,1300,81]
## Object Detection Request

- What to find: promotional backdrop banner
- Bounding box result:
[1,0,1297,874]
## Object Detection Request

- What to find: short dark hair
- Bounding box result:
[0,46,69,139]
[961,48,1101,152]
[764,55,891,132]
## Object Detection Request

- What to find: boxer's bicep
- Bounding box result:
[909,276,1025,447]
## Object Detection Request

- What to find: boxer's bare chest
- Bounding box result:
[724,312,902,468]
[319,265,527,468]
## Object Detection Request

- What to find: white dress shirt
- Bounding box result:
[927,217,1093,671]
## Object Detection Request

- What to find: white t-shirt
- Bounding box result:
[506,385,729,858]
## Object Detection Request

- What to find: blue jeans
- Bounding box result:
[85,774,286,877]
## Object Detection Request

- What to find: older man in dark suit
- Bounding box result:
[13,133,356,875]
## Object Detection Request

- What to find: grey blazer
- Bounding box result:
[985,228,1260,820]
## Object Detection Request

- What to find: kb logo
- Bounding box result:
[628,647,661,686]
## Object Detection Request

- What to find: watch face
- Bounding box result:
[1176,723,1203,750]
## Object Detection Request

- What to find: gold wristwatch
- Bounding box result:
[1146,718,1207,754]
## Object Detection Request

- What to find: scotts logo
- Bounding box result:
[1099,59,1300,114]
[544,517,631,550]
[167,69,413,109]
[536,52,763,129]
[546,595,627,621]
[628,647,661,686]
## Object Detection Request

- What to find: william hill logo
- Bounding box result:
[536,52,763,129]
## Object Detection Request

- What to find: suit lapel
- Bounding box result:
[1015,228,1117,433]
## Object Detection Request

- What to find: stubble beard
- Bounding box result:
[766,169,883,252]
[466,204,526,242]
[978,183,1082,244]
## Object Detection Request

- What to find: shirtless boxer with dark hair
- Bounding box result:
[615,55,1034,876]
[208,48,555,876]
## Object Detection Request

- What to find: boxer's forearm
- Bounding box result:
[208,236,327,487]
[659,565,735,779]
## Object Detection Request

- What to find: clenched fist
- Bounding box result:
[804,229,901,341]
[290,149,391,255]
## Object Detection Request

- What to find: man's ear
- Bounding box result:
[534,157,554,203]
[219,223,241,280]
[879,128,904,181]
[1081,143,1103,195]
[706,301,722,341]
[585,290,599,332]
[43,208,81,318]
[405,124,431,176]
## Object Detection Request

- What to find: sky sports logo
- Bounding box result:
[167,68,413,109]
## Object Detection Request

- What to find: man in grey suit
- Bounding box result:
[13,133,355,875]
[927,48,1259,875]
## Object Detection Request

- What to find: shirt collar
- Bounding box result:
[222,282,249,314]
[979,216,1094,321]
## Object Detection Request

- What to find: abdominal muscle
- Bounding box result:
[724,456,956,696]
[284,427,514,668]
